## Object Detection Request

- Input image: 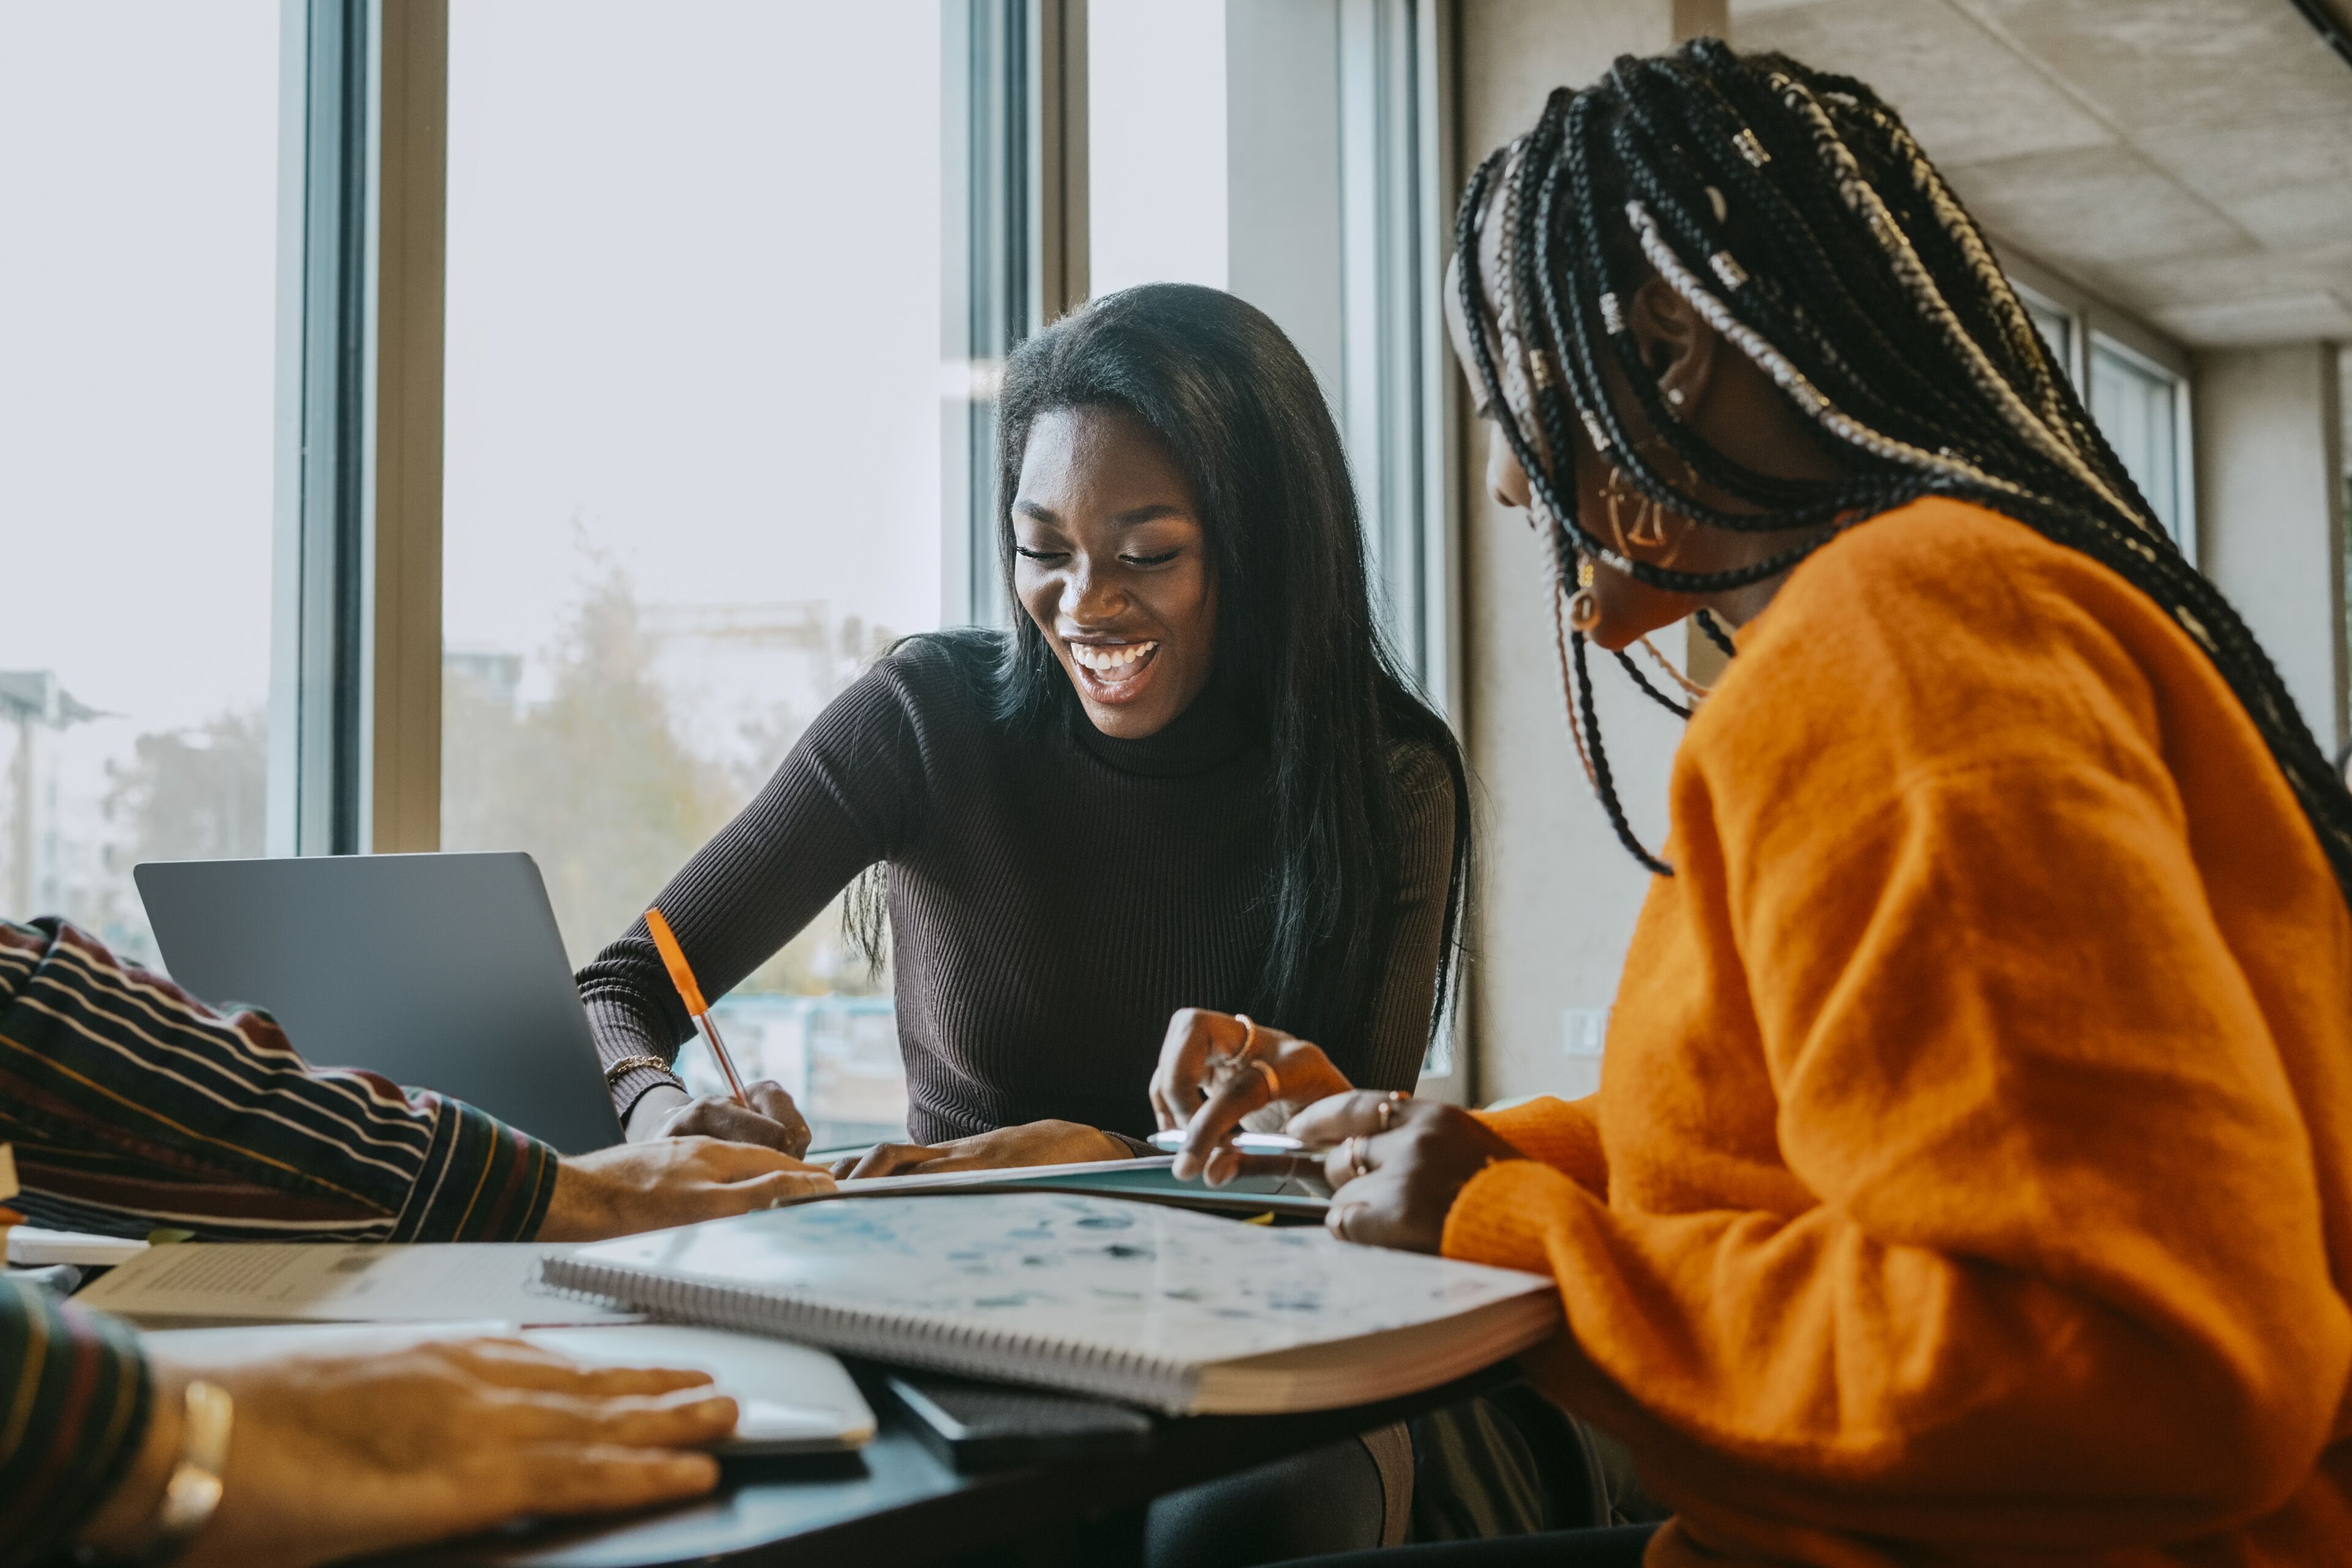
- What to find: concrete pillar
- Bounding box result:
[2194,344,2347,750]
[1458,0,1724,1103]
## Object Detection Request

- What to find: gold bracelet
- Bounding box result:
[602,1054,680,1087]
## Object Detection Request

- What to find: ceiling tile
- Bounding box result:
[2152,290,2352,345]
[1954,0,2352,132]
[1732,0,2113,165]
[2102,241,2352,309]
[2135,110,2352,249]
[1947,143,2247,265]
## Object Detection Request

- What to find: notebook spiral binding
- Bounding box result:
[543,1256,1197,1414]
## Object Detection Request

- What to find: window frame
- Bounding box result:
[2002,249,2198,562]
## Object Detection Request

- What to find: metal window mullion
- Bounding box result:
[270,0,374,858]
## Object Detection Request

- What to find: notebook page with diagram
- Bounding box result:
[544,1191,1559,1415]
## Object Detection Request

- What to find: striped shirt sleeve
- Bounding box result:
[0,918,559,1243]
[0,1279,149,1568]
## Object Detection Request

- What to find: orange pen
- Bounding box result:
[643,907,750,1107]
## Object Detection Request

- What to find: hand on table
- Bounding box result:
[1148,1008,1356,1185]
[539,1135,834,1240]
[1289,1092,1525,1254]
[831,1119,1132,1180]
[631,1079,812,1158]
[79,1337,737,1568]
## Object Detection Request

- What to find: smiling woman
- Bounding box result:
[1011,405,1221,737]
[575,284,1471,1184]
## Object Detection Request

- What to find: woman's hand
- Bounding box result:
[83,1337,736,1568]
[829,1119,1132,1180]
[636,1080,812,1158]
[538,1135,834,1240]
[1149,1008,1355,1185]
[1288,1092,1525,1254]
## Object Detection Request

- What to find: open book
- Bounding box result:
[545,1191,1561,1416]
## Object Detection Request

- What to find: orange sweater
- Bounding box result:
[1444,498,2352,1566]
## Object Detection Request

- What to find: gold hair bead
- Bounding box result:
[1732,127,1769,168]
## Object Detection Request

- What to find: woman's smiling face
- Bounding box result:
[1012,405,1220,739]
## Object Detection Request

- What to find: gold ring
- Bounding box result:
[1346,1135,1372,1180]
[1376,1090,1407,1131]
[1331,1202,1365,1241]
[1246,1058,1281,1099]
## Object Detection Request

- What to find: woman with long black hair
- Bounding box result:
[1162,39,2352,1568]
[578,282,1468,1177]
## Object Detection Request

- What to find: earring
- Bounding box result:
[1567,556,1600,633]
[1603,464,1669,552]
[1665,386,1685,407]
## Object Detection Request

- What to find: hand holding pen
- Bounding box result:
[635,907,815,1159]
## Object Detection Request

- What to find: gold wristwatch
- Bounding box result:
[81,1378,233,1566]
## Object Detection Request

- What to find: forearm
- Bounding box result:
[1471,1095,1606,1196]
[1,1283,153,1568]
[1444,1161,2344,1542]
[0,921,556,1242]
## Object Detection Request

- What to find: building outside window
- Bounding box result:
[0,4,279,963]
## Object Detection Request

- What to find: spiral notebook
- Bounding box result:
[543,1192,1561,1416]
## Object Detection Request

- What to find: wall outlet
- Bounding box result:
[1561,1007,1610,1059]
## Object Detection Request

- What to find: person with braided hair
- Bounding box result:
[1158,38,2352,1568]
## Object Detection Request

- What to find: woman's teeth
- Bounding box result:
[1070,641,1158,674]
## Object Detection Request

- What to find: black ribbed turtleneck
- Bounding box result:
[578,632,1455,1145]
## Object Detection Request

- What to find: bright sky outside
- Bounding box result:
[0,2,279,732]
[443,0,946,717]
[1089,0,1228,298]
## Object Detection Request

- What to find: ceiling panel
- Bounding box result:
[2108,242,2352,309]
[2135,109,2352,249]
[1947,143,2248,265]
[2152,291,2352,344]
[1953,0,2352,132]
[1731,0,2112,166]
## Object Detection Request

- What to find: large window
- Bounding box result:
[2090,335,2187,546]
[0,4,281,961]
[439,1,955,1147]
[1089,1,1227,296]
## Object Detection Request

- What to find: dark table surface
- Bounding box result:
[400,1363,1508,1568]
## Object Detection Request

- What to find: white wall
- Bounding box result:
[2195,344,2348,749]
[1457,0,1719,1104]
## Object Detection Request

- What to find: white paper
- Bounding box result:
[7,1227,151,1267]
[73,1242,636,1326]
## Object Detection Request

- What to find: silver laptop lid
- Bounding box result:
[135,851,624,1154]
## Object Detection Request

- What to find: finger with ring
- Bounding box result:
[1246,1058,1281,1099]
[1376,1090,1408,1131]
[1346,1135,1372,1180]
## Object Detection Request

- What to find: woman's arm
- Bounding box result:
[1350,744,1463,1092]
[579,655,935,1128]
[0,919,557,1243]
[3,1280,147,1567]
[1436,762,2352,1546]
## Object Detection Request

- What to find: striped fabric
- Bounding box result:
[0,1279,148,1568]
[0,918,559,1243]
[0,916,564,1558]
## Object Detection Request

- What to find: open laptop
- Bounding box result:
[135,852,625,1153]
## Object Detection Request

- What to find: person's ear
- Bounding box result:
[1627,276,1719,419]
